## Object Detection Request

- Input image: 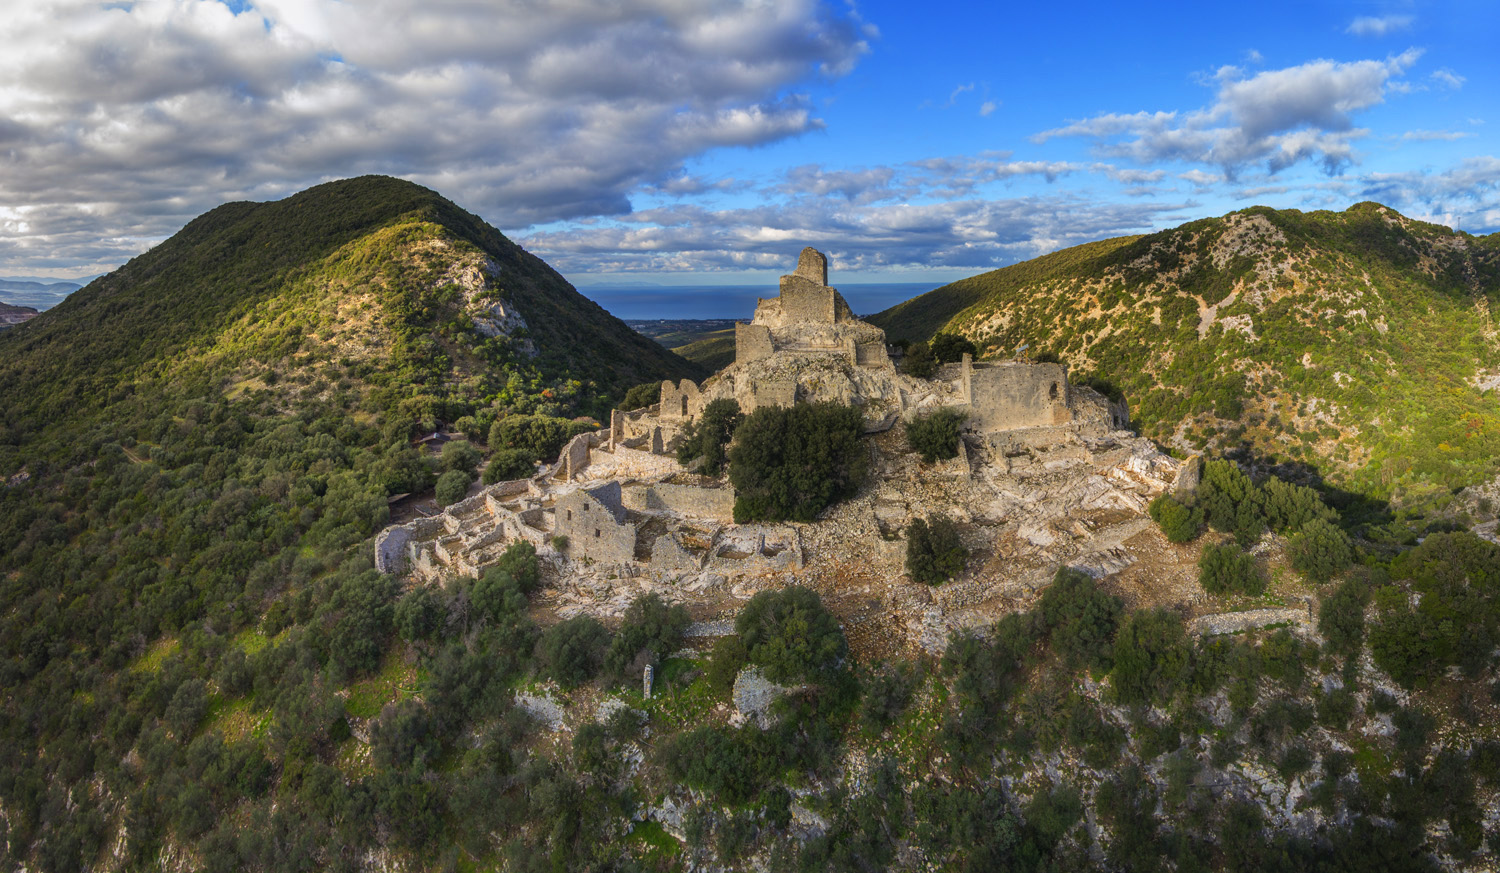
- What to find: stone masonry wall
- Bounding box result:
[965,361,1073,432]
[623,483,735,522]
[735,322,774,366]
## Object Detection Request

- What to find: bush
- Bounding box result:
[439,440,481,476]
[1038,568,1123,672]
[1198,459,1266,545]
[906,515,969,585]
[534,616,611,688]
[486,414,595,463]
[434,469,471,506]
[903,341,936,378]
[1198,543,1264,596]
[728,402,868,523]
[483,448,535,484]
[735,586,847,684]
[861,662,919,735]
[604,593,690,680]
[707,635,748,694]
[1318,579,1369,656]
[930,332,978,364]
[1148,493,1202,543]
[675,398,740,477]
[621,381,661,412]
[906,408,966,463]
[1287,517,1352,582]
[1111,609,1190,705]
[394,587,443,641]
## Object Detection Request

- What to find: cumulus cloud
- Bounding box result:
[1360,156,1500,230]
[522,194,1189,274]
[0,0,871,274]
[1033,52,1422,177]
[980,101,998,117]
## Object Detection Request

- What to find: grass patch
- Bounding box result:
[131,637,180,673]
[626,819,682,866]
[233,627,272,655]
[206,696,272,743]
[345,646,422,719]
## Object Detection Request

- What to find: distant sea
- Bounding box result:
[577,282,939,321]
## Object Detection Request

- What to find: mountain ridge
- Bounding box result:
[870,202,1500,507]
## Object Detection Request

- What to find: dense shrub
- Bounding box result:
[621,381,661,412]
[735,586,847,684]
[903,341,936,378]
[603,593,690,680]
[906,515,969,585]
[534,616,611,689]
[1148,493,1202,543]
[707,635,748,694]
[434,469,471,506]
[486,414,595,463]
[1198,543,1264,596]
[1287,517,1352,582]
[1037,568,1123,672]
[1111,609,1190,705]
[439,440,481,475]
[675,398,740,477]
[482,448,535,483]
[394,587,443,641]
[906,408,966,463]
[1318,578,1369,655]
[1197,459,1266,545]
[728,402,868,523]
[929,332,978,364]
[861,662,919,736]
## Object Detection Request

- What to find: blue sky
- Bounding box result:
[0,0,1495,295]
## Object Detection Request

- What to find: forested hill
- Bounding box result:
[870,203,1500,507]
[0,175,700,436]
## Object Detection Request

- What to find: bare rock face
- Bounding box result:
[732,667,790,728]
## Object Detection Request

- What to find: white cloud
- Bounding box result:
[1360,156,1500,230]
[1401,129,1475,142]
[1033,52,1422,177]
[979,101,997,117]
[522,194,1189,274]
[1431,68,1466,89]
[1346,15,1414,37]
[0,0,871,274]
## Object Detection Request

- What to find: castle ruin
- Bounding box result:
[374,246,1179,651]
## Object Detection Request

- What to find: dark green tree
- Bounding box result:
[675,398,741,477]
[903,341,937,378]
[1111,608,1190,705]
[1287,517,1352,582]
[1198,543,1264,596]
[1148,493,1202,543]
[604,593,690,680]
[735,586,847,683]
[534,616,611,689]
[906,408,967,463]
[1038,568,1123,672]
[435,469,471,506]
[906,515,969,585]
[728,402,868,523]
[929,332,978,364]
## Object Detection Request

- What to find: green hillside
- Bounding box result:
[871,203,1500,508]
[671,327,737,371]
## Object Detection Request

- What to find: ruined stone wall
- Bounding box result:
[623,483,735,522]
[374,526,412,574]
[555,484,636,564]
[965,362,1073,432]
[552,432,592,480]
[777,276,838,324]
[659,379,701,421]
[855,341,890,368]
[745,379,795,411]
[735,323,773,366]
